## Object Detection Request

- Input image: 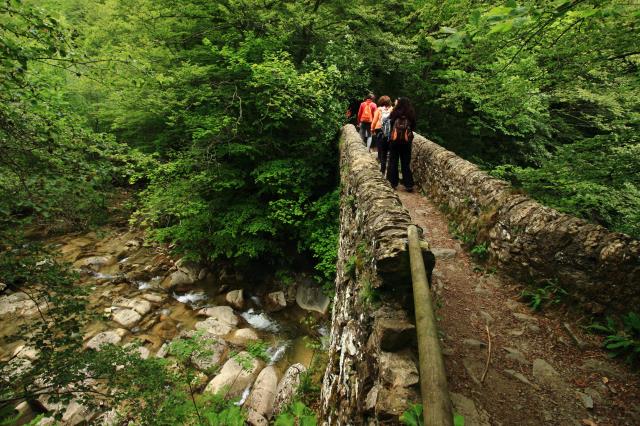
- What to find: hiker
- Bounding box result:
[345,98,360,126]
[371,95,393,170]
[387,97,416,192]
[357,94,377,149]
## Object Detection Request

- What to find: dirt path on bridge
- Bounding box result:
[395,188,640,426]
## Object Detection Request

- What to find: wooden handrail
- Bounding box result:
[407,224,453,426]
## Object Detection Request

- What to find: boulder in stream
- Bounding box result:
[112,308,142,329]
[195,317,234,337]
[86,329,128,350]
[205,351,264,398]
[245,366,278,424]
[0,292,38,317]
[273,363,307,416]
[112,297,152,316]
[226,289,245,310]
[163,270,193,290]
[227,328,260,346]
[175,258,201,282]
[296,281,330,315]
[264,291,287,312]
[189,333,228,373]
[197,306,239,327]
[75,255,116,271]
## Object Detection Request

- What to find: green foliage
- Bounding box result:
[246,340,270,363]
[400,403,423,426]
[400,404,465,426]
[359,278,381,308]
[588,312,640,365]
[470,242,489,261]
[520,280,568,311]
[274,401,317,426]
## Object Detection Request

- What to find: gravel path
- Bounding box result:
[395,187,640,426]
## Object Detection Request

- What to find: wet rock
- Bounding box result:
[226,289,245,310]
[123,343,151,360]
[273,363,307,415]
[532,358,564,390]
[75,255,116,270]
[151,319,178,341]
[197,306,239,327]
[141,293,165,303]
[0,292,37,317]
[112,308,142,328]
[227,328,260,346]
[450,393,490,426]
[245,366,278,422]
[86,329,128,350]
[113,297,152,316]
[195,317,234,337]
[175,258,201,282]
[296,280,330,315]
[378,351,419,388]
[264,291,286,312]
[13,345,39,361]
[205,351,264,398]
[164,270,193,289]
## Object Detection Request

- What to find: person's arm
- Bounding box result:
[371,109,380,130]
[357,103,364,124]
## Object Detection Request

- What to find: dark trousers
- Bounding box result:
[376,131,390,174]
[387,141,414,190]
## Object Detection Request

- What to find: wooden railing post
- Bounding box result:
[407,225,453,426]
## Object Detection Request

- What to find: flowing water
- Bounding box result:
[0,227,326,402]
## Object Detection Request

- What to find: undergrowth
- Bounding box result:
[587,312,640,366]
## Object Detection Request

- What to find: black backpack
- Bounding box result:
[390,116,414,143]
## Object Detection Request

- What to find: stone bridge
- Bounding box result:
[319,124,640,425]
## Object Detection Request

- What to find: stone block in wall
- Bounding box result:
[367,306,416,352]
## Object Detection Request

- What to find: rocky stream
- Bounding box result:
[0,227,331,425]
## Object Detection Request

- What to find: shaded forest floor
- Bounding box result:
[395,187,640,426]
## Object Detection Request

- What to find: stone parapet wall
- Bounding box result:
[320,125,421,425]
[410,133,640,314]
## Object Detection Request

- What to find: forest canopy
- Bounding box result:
[1,0,638,271]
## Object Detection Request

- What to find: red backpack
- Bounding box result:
[360,102,374,123]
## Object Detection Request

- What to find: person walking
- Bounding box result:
[370,95,393,168]
[387,97,416,192]
[357,94,377,149]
